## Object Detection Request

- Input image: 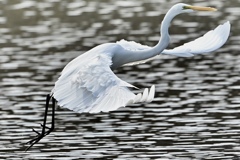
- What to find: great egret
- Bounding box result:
[26,3,230,150]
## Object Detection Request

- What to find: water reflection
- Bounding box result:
[0,0,240,159]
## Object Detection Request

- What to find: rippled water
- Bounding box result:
[0,0,240,159]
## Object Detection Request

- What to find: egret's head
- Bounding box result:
[172,3,217,14]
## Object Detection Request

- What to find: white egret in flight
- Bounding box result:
[26,3,230,150]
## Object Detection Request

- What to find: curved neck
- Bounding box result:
[152,10,174,54]
[113,8,178,69]
[150,8,178,55]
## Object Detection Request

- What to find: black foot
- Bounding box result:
[25,94,56,151]
[25,123,53,151]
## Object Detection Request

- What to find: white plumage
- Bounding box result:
[26,3,231,152]
[52,4,230,114]
[53,43,156,113]
[117,21,230,60]
[162,21,230,57]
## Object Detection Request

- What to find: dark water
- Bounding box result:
[0,0,240,159]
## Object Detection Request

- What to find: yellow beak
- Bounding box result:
[185,5,217,11]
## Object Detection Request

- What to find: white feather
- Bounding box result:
[147,85,155,102]
[162,21,231,57]
[133,93,142,104]
[52,43,156,113]
[141,88,149,102]
[116,22,230,61]
[116,39,154,66]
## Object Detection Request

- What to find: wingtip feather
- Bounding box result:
[140,88,149,102]
[147,85,155,102]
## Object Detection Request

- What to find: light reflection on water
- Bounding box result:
[0,0,240,159]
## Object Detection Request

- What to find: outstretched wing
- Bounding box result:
[162,21,231,57]
[52,44,155,113]
[117,21,230,63]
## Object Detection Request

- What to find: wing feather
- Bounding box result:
[147,85,155,102]
[53,44,155,113]
[116,39,155,66]
[116,22,230,60]
[162,21,231,57]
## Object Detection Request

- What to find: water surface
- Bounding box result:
[0,0,240,159]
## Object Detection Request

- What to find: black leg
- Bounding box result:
[25,94,56,151]
[50,96,55,132]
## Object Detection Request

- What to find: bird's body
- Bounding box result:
[52,42,155,113]
[52,3,230,114]
[26,3,231,151]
